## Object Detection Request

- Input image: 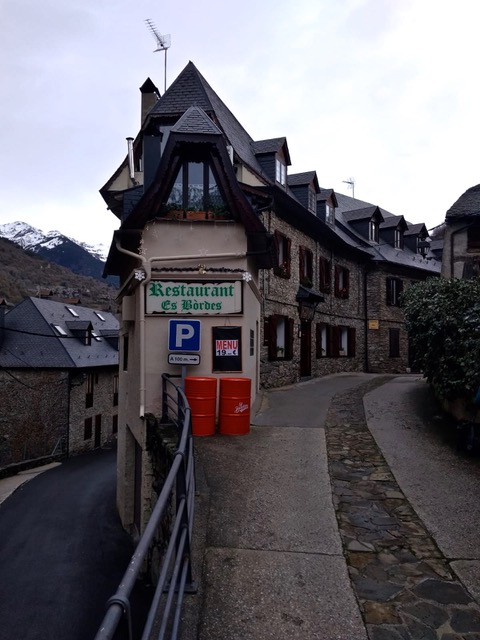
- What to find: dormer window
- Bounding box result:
[275,159,286,186]
[395,229,404,249]
[167,161,225,211]
[325,204,335,225]
[308,188,316,214]
[369,219,379,243]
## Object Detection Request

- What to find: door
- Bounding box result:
[94,414,101,448]
[300,321,312,377]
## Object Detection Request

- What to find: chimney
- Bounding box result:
[143,120,163,191]
[140,78,160,126]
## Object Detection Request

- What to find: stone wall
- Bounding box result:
[260,213,367,388]
[0,370,69,467]
[68,367,119,455]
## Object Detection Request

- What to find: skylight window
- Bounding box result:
[53,324,67,336]
[92,332,102,342]
[66,307,79,317]
[95,312,106,321]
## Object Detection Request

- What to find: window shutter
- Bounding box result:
[299,246,305,281]
[348,327,356,357]
[263,319,270,346]
[286,318,295,360]
[344,269,350,297]
[316,323,322,358]
[334,265,340,296]
[286,237,292,276]
[386,277,392,305]
[330,326,340,357]
[325,324,331,357]
[267,316,277,361]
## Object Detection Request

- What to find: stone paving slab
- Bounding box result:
[198,547,368,640]
[325,377,480,639]
[364,377,480,560]
[196,425,341,554]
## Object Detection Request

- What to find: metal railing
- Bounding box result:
[94,373,196,640]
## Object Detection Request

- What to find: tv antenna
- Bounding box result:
[342,177,355,199]
[145,18,171,93]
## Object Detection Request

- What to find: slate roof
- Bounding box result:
[343,206,382,223]
[445,184,480,220]
[405,223,427,236]
[287,172,317,187]
[331,190,441,273]
[380,215,407,230]
[171,106,222,135]
[0,297,119,369]
[148,61,270,183]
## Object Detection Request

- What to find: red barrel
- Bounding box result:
[184,377,217,437]
[219,378,251,435]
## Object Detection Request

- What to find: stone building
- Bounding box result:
[101,61,440,534]
[442,183,480,279]
[0,297,119,467]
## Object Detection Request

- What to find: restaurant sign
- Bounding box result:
[147,281,242,315]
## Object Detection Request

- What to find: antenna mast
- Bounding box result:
[342,177,355,199]
[145,18,171,93]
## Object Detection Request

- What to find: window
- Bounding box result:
[66,307,79,317]
[112,414,118,435]
[95,312,106,321]
[167,161,225,211]
[316,323,329,357]
[319,256,331,293]
[325,204,335,225]
[317,324,356,357]
[84,417,92,440]
[113,375,119,406]
[386,277,403,306]
[334,266,350,299]
[86,373,94,408]
[394,229,404,249]
[369,220,379,243]
[250,329,254,356]
[274,231,291,278]
[275,158,287,186]
[467,226,480,251]
[52,324,67,336]
[308,188,317,214]
[299,246,313,288]
[265,315,294,361]
[389,328,400,357]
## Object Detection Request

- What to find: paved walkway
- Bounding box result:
[184,373,480,640]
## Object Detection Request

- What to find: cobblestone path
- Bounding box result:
[325,377,480,640]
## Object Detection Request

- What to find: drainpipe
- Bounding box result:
[114,237,248,418]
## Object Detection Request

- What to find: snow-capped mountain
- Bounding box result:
[0,222,108,261]
[0,221,113,282]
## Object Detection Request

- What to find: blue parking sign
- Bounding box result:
[168,319,201,352]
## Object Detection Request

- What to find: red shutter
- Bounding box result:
[330,326,340,357]
[334,265,340,296]
[286,237,292,276]
[348,327,356,357]
[286,318,295,360]
[386,277,392,305]
[267,316,277,361]
[299,246,305,282]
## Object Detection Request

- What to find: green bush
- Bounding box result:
[402,278,480,401]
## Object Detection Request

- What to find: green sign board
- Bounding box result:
[147,281,242,315]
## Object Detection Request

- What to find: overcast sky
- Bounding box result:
[1,0,479,248]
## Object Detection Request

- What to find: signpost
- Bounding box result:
[168,319,201,385]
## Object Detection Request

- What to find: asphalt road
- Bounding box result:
[0,447,136,640]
